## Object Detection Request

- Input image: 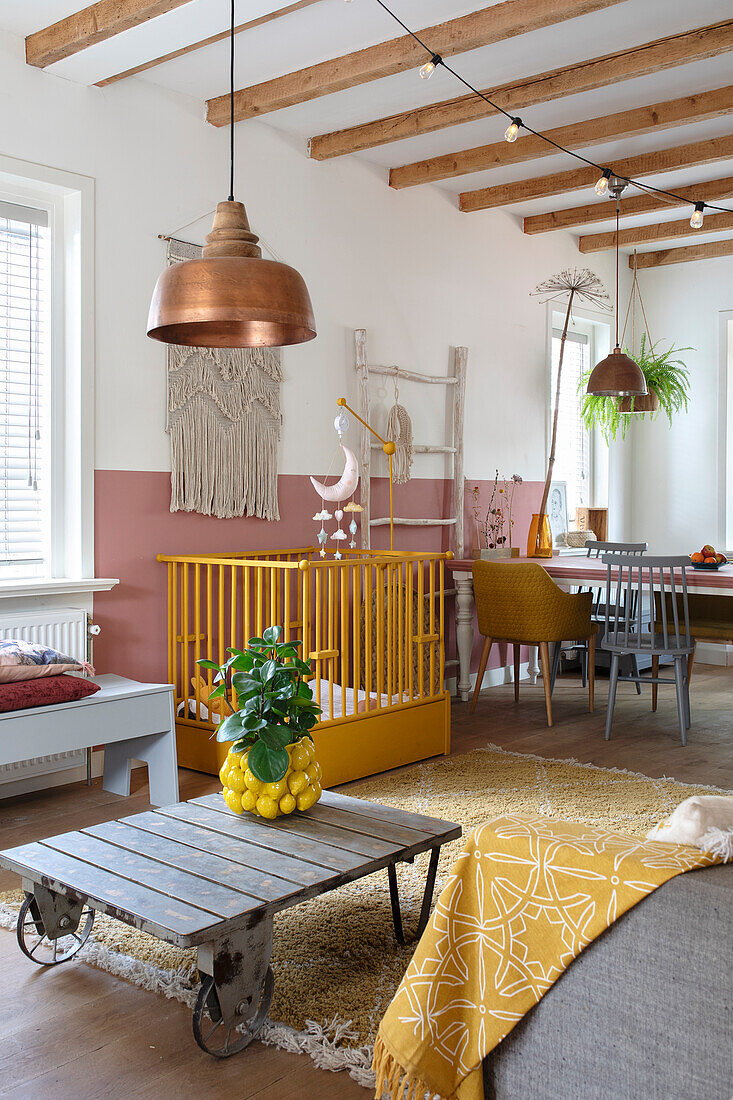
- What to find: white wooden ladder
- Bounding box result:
[354,328,468,556]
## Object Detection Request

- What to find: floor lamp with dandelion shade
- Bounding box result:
[528,269,611,558]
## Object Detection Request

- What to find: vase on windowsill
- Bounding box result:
[526,514,552,558]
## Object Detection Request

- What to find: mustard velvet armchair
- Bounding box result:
[471,560,597,726]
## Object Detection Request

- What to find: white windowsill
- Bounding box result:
[0,577,119,599]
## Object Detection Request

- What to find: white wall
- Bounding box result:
[628,256,733,553]
[0,27,620,486]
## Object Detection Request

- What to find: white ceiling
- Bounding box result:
[2,0,732,249]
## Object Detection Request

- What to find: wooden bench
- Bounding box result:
[0,674,178,806]
[0,790,461,1057]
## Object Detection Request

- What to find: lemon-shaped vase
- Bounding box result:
[220,736,322,819]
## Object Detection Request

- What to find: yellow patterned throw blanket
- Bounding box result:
[373,813,722,1100]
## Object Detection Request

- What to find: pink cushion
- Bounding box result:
[0,663,84,683]
[0,675,101,713]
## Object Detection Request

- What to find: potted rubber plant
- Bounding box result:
[198,626,323,819]
[580,334,692,442]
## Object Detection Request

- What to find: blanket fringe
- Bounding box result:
[373,1033,437,1100]
[700,826,733,861]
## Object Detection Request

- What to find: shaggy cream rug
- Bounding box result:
[1,745,728,1089]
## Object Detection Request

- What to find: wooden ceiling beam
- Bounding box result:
[310,19,733,161]
[580,211,733,252]
[26,0,194,68]
[205,0,626,125]
[390,86,733,189]
[630,239,733,268]
[95,0,324,87]
[523,176,733,234]
[459,134,733,211]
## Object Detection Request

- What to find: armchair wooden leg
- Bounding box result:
[687,641,697,684]
[538,642,553,728]
[513,644,520,703]
[470,637,493,714]
[588,634,595,713]
[651,656,659,712]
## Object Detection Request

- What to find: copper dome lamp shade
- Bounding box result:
[147,1,315,349]
[586,178,646,398]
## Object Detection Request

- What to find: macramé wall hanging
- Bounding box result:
[165,238,282,520]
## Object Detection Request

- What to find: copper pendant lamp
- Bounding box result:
[586,178,646,398]
[147,0,315,349]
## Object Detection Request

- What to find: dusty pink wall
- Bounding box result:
[93,471,543,684]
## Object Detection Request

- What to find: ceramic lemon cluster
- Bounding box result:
[220,736,322,819]
[198,625,323,821]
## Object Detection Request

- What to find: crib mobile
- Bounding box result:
[310,399,398,556]
[310,409,363,558]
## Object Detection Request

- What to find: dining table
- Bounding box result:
[447,554,733,702]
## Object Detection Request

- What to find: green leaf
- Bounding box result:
[289,694,318,710]
[260,659,279,684]
[230,652,254,671]
[260,725,293,750]
[241,712,267,732]
[231,737,254,755]
[196,658,220,671]
[216,712,245,743]
[247,739,289,783]
[262,626,282,646]
[231,672,260,693]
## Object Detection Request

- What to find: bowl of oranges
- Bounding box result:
[689,545,728,570]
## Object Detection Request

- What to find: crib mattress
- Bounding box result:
[180,679,399,725]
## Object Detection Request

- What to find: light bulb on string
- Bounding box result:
[690,202,705,229]
[419,53,441,79]
[595,169,612,197]
[504,117,521,143]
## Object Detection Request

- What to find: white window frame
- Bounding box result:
[718,309,733,552]
[545,302,612,525]
[0,154,95,584]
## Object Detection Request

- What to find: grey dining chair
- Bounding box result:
[601,554,695,745]
[550,540,647,694]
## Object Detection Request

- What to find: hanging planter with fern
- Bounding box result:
[578,254,692,443]
[580,333,691,441]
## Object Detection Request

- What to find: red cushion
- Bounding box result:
[0,675,101,714]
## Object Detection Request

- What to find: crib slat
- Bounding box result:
[407,561,414,701]
[340,564,348,720]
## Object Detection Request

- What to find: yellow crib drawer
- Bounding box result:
[314,693,451,788]
[175,692,451,785]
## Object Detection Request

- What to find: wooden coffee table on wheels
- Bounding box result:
[0,791,461,1058]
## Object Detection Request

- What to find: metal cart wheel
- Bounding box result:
[192,966,274,1058]
[17,894,94,966]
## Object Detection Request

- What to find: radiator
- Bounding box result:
[0,607,91,787]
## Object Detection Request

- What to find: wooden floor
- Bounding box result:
[0,665,731,1098]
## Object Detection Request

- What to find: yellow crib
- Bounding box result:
[157,547,452,787]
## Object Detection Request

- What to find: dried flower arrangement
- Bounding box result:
[471,472,523,557]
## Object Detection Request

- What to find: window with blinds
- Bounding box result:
[0,200,51,579]
[551,327,591,526]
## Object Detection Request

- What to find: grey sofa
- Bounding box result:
[483,864,732,1099]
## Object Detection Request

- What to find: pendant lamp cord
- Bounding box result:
[615,195,620,348]
[228,0,235,202]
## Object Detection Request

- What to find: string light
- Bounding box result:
[367,0,733,224]
[504,117,521,143]
[419,53,441,79]
[595,169,612,197]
